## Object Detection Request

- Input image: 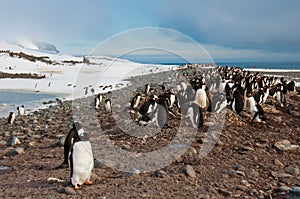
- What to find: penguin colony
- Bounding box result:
[121,65,297,128]
[90,65,297,129]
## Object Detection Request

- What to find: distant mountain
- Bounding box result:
[7,40,59,54]
[32,40,59,54]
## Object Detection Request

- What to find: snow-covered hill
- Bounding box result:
[7,40,59,54]
[0,41,177,99]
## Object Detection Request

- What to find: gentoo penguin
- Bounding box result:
[8,112,15,124]
[137,95,157,123]
[194,86,208,110]
[69,125,94,189]
[130,93,142,109]
[244,96,266,122]
[152,96,170,128]
[17,105,25,117]
[104,99,112,112]
[94,94,102,109]
[181,102,203,128]
[58,122,82,168]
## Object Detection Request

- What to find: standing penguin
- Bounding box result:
[69,123,94,190]
[58,122,82,168]
[130,93,142,109]
[104,99,112,112]
[8,112,15,124]
[152,96,170,128]
[17,105,25,117]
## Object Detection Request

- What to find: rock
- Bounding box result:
[236,171,246,177]
[182,165,196,178]
[217,188,231,197]
[14,147,24,154]
[3,131,11,137]
[59,136,66,146]
[61,187,76,195]
[28,141,36,147]
[4,147,24,156]
[277,185,290,192]
[225,170,235,176]
[248,170,260,179]
[271,171,292,178]
[0,140,6,146]
[274,140,300,151]
[284,166,299,175]
[233,165,246,171]
[94,159,107,169]
[274,159,285,167]
[187,146,198,154]
[287,187,300,197]
[127,168,140,176]
[235,185,247,191]
[156,170,169,178]
[6,136,21,147]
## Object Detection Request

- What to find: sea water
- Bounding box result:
[216,61,300,70]
[0,90,59,118]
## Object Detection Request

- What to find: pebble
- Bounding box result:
[288,187,300,197]
[59,136,66,146]
[94,159,107,169]
[274,140,300,151]
[271,171,292,178]
[235,185,247,191]
[217,188,231,197]
[127,168,140,176]
[4,147,24,156]
[274,159,285,167]
[156,170,169,178]
[182,165,196,178]
[61,187,76,195]
[284,166,299,175]
[236,171,246,177]
[277,185,290,192]
[0,140,6,146]
[233,165,246,171]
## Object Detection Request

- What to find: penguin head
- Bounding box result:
[78,130,90,141]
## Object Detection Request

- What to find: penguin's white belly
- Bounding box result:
[71,141,94,186]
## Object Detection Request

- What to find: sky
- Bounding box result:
[0,0,300,62]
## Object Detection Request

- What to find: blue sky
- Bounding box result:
[0,0,300,62]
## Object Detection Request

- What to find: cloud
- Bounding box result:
[154,0,300,52]
[0,0,299,61]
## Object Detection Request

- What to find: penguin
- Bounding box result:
[181,102,203,128]
[84,87,89,95]
[8,112,15,124]
[137,95,157,123]
[194,86,208,110]
[152,96,170,128]
[58,122,82,168]
[69,126,94,190]
[104,99,112,112]
[94,94,102,109]
[211,94,227,113]
[244,96,266,123]
[130,93,142,109]
[230,87,246,115]
[17,105,25,117]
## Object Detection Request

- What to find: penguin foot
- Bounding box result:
[84,180,93,185]
[74,185,81,190]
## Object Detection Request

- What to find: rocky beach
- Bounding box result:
[0,67,300,199]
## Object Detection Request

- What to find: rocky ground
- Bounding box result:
[0,71,45,79]
[0,68,300,199]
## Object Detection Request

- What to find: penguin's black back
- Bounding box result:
[63,125,81,166]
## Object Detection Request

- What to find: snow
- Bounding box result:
[0,41,179,101]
